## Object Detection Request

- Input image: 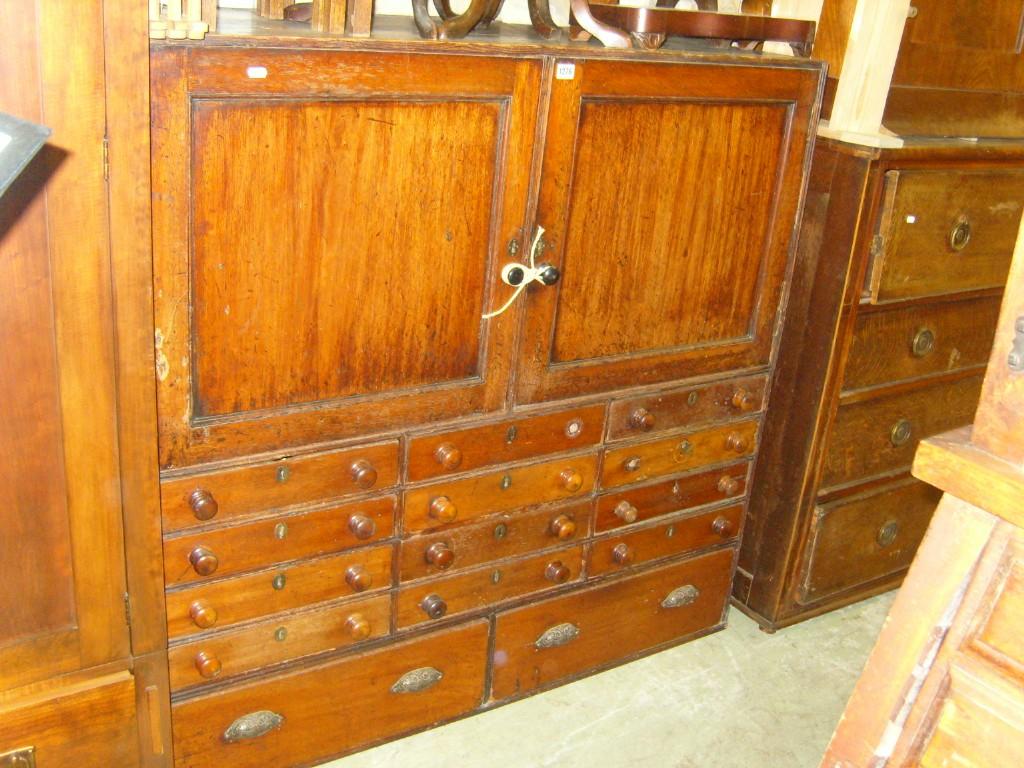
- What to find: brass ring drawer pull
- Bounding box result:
[534,622,580,649]
[661,584,700,609]
[949,217,972,252]
[391,666,443,694]
[911,328,935,358]
[222,710,284,743]
[889,419,913,447]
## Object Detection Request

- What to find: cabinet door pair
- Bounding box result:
[151,48,819,467]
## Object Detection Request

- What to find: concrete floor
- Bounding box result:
[320,592,895,768]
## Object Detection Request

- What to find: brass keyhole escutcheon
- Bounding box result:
[877,520,900,548]
[500,474,513,491]
[687,391,699,406]
[493,522,508,540]
[890,419,913,447]
[276,465,290,483]
[911,328,935,358]
[949,217,972,252]
[271,573,286,590]
[274,627,288,642]
[565,418,584,438]
[274,522,288,540]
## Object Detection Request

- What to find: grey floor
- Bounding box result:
[320,592,895,768]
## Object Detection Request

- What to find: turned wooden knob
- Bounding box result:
[188,546,219,576]
[434,443,463,470]
[425,542,455,569]
[346,612,372,640]
[189,600,218,629]
[545,560,571,584]
[559,468,583,493]
[630,408,656,431]
[348,514,376,540]
[717,475,740,496]
[612,543,633,565]
[549,514,577,540]
[731,388,757,412]
[345,565,373,592]
[712,515,733,537]
[420,594,447,619]
[614,501,639,523]
[189,488,219,521]
[726,433,748,454]
[429,496,458,523]
[350,459,378,489]
[194,650,221,679]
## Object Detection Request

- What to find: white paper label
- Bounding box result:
[555,62,576,80]
[246,66,269,79]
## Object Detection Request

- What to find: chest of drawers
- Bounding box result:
[734,139,1024,631]
[147,40,821,766]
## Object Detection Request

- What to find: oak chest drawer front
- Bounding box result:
[165,544,393,639]
[822,375,983,489]
[601,419,757,489]
[171,620,489,768]
[868,169,1023,303]
[843,296,1001,392]
[399,500,591,582]
[407,405,605,482]
[607,374,766,440]
[403,455,598,532]
[396,545,584,628]
[589,505,742,576]
[490,547,733,701]
[595,462,747,532]
[799,479,941,603]
[168,594,390,691]
[160,441,399,533]
[163,496,395,586]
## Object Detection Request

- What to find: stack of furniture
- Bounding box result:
[823,190,1024,768]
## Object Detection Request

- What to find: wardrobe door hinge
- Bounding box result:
[103,136,110,180]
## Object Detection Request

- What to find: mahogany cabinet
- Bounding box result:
[734,138,1022,631]
[0,2,143,766]
[147,33,822,766]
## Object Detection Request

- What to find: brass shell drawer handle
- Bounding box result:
[429,495,458,523]
[534,622,580,649]
[912,328,935,358]
[348,513,376,540]
[614,501,639,524]
[350,459,378,489]
[391,666,443,694]
[222,710,284,743]
[189,488,218,521]
[0,747,35,767]
[188,546,219,576]
[661,584,700,609]
[889,419,913,447]
[434,443,463,470]
[629,407,655,431]
[949,217,972,252]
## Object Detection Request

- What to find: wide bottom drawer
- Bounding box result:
[489,548,734,702]
[799,478,941,603]
[171,621,488,768]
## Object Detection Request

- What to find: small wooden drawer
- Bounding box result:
[607,374,767,440]
[407,405,605,482]
[163,496,395,587]
[168,594,390,691]
[490,548,733,701]
[171,621,488,768]
[589,505,742,576]
[399,500,591,582]
[601,419,758,489]
[843,296,1001,392]
[165,544,393,639]
[595,462,747,532]
[822,375,983,489]
[160,441,399,533]
[395,545,584,629]
[867,168,1022,303]
[799,479,940,603]
[403,454,598,532]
